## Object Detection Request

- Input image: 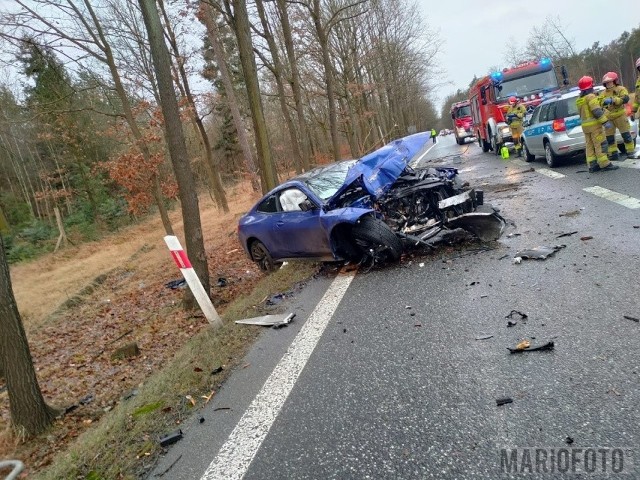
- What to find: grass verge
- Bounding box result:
[34,261,321,480]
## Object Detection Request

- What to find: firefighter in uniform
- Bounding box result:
[599,72,634,160]
[576,76,618,173]
[505,96,527,157]
[633,57,640,121]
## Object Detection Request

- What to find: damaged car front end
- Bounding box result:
[238,132,505,271]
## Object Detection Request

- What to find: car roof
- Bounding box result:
[537,85,605,106]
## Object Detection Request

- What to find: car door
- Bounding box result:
[524,106,544,154]
[268,187,331,258]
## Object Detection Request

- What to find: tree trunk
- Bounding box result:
[254,0,303,173]
[139,0,211,301]
[310,0,341,161]
[199,2,260,192]
[81,0,174,235]
[0,234,59,437]
[230,0,278,193]
[157,0,229,213]
[276,0,311,170]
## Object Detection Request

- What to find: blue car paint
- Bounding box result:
[239,132,432,263]
[524,117,581,137]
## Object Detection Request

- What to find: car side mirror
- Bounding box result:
[299,199,317,212]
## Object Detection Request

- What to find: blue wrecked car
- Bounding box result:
[238,132,503,271]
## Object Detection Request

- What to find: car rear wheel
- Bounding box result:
[351,216,403,263]
[249,240,281,272]
[544,141,559,168]
[523,141,535,162]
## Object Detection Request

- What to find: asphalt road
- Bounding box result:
[150,135,640,479]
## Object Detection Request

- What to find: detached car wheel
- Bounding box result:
[249,240,280,272]
[351,216,403,263]
[544,141,559,168]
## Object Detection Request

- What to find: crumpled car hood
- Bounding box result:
[326,131,431,209]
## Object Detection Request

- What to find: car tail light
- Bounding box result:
[552,119,566,132]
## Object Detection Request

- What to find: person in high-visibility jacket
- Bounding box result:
[633,57,640,120]
[505,96,527,157]
[431,128,437,144]
[576,76,618,173]
[599,72,634,160]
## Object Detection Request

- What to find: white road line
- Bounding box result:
[583,186,640,209]
[536,168,566,179]
[200,273,355,480]
[411,141,438,166]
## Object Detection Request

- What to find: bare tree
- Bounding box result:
[0,0,175,235]
[0,233,59,437]
[199,1,260,191]
[524,15,577,61]
[138,0,211,298]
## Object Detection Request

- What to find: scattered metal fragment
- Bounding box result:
[235,313,295,327]
[213,407,231,412]
[475,335,494,341]
[566,436,574,445]
[508,341,555,354]
[506,310,528,320]
[623,315,640,323]
[496,397,513,406]
[580,236,593,241]
[159,430,183,447]
[514,245,566,260]
[559,210,581,217]
[556,231,578,238]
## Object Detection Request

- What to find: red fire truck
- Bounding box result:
[469,58,568,154]
[450,100,473,145]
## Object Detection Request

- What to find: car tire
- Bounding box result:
[479,133,490,152]
[490,133,500,156]
[249,240,280,272]
[456,136,463,145]
[351,216,403,262]
[544,141,559,168]
[523,141,535,162]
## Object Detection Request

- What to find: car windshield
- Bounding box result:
[303,160,356,200]
[455,105,471,118]
[495,70,559,100]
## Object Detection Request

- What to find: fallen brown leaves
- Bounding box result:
[0,181,263,475]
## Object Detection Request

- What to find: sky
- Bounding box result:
[418,0,640,111]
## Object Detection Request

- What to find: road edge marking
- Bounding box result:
[583,186,640,209]
[200,273,355,480]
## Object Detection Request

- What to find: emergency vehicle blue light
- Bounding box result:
[540,57,551,66]
[490,71,503,82]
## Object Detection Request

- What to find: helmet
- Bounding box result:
[578,76,593,91]
[509,96,517,105]
[636,57,640,69]
[602,71,619,85]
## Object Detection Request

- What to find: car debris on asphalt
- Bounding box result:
[514,245,566,261]
[508,341,555,354]
[475,335,494,341]
[159,429,183,447]
[556,231,578,238]
[623,315,640,323]
[235,313,295,329]
[496,397,513,406]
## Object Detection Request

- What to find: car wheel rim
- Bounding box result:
[545,146,552,165]
[250,243,271,270]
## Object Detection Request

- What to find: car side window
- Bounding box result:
[278,188,308,212]
[538,104,551,122]
[256,195,278,213]
[528,107,541,125]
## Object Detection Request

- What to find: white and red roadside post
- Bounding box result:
[164,235,223,329]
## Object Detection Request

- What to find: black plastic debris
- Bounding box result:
[216,277,228,287]
[475,335,493,341]
[211,366,223,375]
[266,293,286,306]
[199,416,205,424]
[165,279,186,290]
[506,310,528,320]
[496,397,513,406]
[514,245,566,261]
[508,341,555,354]
[556,231,578,238]
[507,321,517,328]
[566,436,574,445]
[160,429,183,447]
[623,315,640,323]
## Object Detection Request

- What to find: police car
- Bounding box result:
[521,86,638,167]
